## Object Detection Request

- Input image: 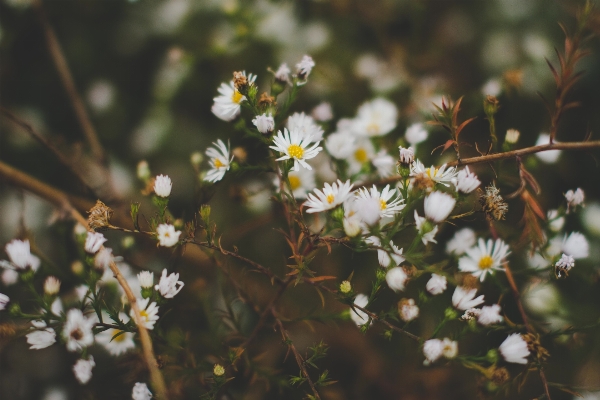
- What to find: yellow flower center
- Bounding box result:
[232,90,244,104]
[354,148,368,163]
[380,199,387,210]
[288,175,301,190]
[426,167,439,178]
[326,194,335,204]
[478,255,494,270]
[214,158,224,168]
[139,310,149,320]
[288,144,304,159]
[113,330,127,342]
[366,122,380,135]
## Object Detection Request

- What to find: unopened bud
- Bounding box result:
[213,364,225,377]
[190,152,204,168]
[232,147,247,163]
[339,280,352,294]
[505,129,520,144]
[484,95,499,117]
[44,276,61,296]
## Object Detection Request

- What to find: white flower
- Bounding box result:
[156,224,181,247]
[62,308,95,352]
[287,112,324,142]
[565,188,584,210]
[325,131,356,159]
[137,271,154,289]
[352,98,397,137]
[561,232,589,259]
[386,267,408,292]
[547,209,565,232]
[204,139,233,183]
[505,129,520,144]
[555,253,575,277]
[423,339,444,365]
[252,113,275,134]
[414,210,439,244]
[295,55,315,81]
[94,247,113,270]
[84,232,107,254]
[458,238,510,281]
[137,160,151,181]
[426,274,447,295]
[399,298,419,322]
[270,128,322,171]
[410,160,458,187]
[73,357,95,384]
[446,228,476,255]
[398,146,414,164]
[441,338,458,359]
[381,240,405,267]
[304,179,354,213]
[353,195,381,226]
[350,294,370,326]
[274,63,291,83]
[477,304,504,326]
[347,137,375,174]
[482,78,502,96]
[153,174,172,197]
[460,308,481,321]
[2,269,19,286]
[311,102,333,121]
[132,297,159,330]
[372,150,395,178]
[452,166,481,193]
[424,191,456,223]
[405,123,428,145]
[155,268,184,299]
[535,133,561,163]
[50,297,63,317]
[499,333,530,364]
[0,293,9,310]
[342,199,365,237]
[132,382,153,400]
[283,168,316,199]
[211,73,256,121]
[43,276,61,296]
[26,323,56,350]
[4,239,40,271]
[355,185,405,219]
[96,313,136,356]
[452,286,485,310]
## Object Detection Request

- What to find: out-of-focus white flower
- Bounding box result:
[386,267,408,292]
[132,298,160,330]
[325,131,356,159]
[0,293,9,310]
[350,294,370,326]
[252,113,275,134]
[62,309,95,352]
[287,112,324,142]
[137,271,154,289]
[26,321,56,350]
[561,232,589,259]
[94,248,113,270]
[426,274,447,295]
[547,209,565,232]
[441,338,458,359]
[304,179,354,213]
[398,298,419,322]
[410,161,458,187]
[342,199,365,237]
[461,308,481,321]
[452,166,481,193]
[352,98,397,137]
[270,128,322,171]
[405,123,428,145]
[2,269,19,286]
[446,228,476,255]
[499,333,530,364]
[132,382,153,400]
[424,192,456,223]
[43,276,61,296]
[452,286,485,310]
[282,168,316,199]
[153,174,172,197]
[477,304,504,325]
[565,188,585,211]
[137,161,151,181]
[398,146,414,165]
[353,195,381,226]
[50,297,63,317]
[347,137,375,175]
[555,253,575,277]
[482,78,502,97]
[535,133,561,163]
[155,268,184,299]
[423,339,444,365]
[355,185,405,219]
[379,240,405,268]
[156,224,181,247]
[204,139,233,183]
[414,211,439,245]
[505,129,520,144]
[295,55,315,81]
[372,150,396,178]
[73,356,95,384]
[4,239,40,271]
[311,102,333,121]
[211,73,256,121]
[85,232,106,254]
[458,238,510,281]
[96,313,136,356]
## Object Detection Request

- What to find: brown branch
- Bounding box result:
[32,0,106,163]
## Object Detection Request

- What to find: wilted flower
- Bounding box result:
[155,268,184,299]
[479,184,508,221]
[386,267,408,292]
[132,382,153,400]
[270,128,322,171]
[252,113,275,134]
[398,146,414,165]
[204,139,233,183]
[87,200,113,230]
[555,253,575,277]
[153,174,172,197]
[426,274,447,295]
[398,298,419,322]
[84,232,107,254]
[499,333,530,364]
[156,224,181,247]
[452,286,485,310]
[73,357,95,384]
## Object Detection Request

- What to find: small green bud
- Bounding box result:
[20,270,35,283]
[9,302,21,317]
[200,205,211,223]
[444,307,458,320]
[483,95,499,117]
[486,348,499,364]
[376,269,387,281]
[141,287,153,299]
[339,280,352,294]
[330,206,344,222]
[121,236,135,249]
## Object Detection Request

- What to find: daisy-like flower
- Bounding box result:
[445,228,476,256]
[410,160,458,187]
[26,320,56,350]
[398,298,419,322]
[342,199,365,237]
[4,239,40,271]
[452,286,485,310]
[350,294,369,326]
[452,166,481,193]
[325,131,357,159]
[131,298,159,330]
[137,271,154,289]
[355,185,405,219]
[386,267,408,292]
[211,72,256,121]
[352,98,398,137]
[372,150,395,178]
[499,333,530,364]
[426,274,447,295]
[414,211,439,245]
[304,179,353,213]
[156,224,181,247]
[555,253,575,277]
[423,191,456,223]
[73,357,95,384]
[252,113,275,134]
[43,276,61,296]
[94,247,113,270]
[477,304,504,326]
[204,139,233,183]
[96,313,136,356]
[565,188,584,211]
[347,137,375,174]
[0,293,9,310]
[63,309,95,352]
[423,339,444,365]
[155,268,184,299]
[405,123,428,145]
[153,174,172,197]
[84,232,106,254]
[281,168,316,199]
[287,112,324,142]
[132,382,153,400]
[458,238,510,281]
[295,55,315,81]
[270,128,322,171]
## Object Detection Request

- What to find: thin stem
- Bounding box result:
[353,304,421,342]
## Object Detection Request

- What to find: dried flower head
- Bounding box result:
[479,184,508,221]
[87,200,113,231]
[232,71,248,92]
[258,92,276,108]
[522,333,549,361]
[491,367,510,386]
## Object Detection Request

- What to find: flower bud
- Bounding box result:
[213,364,225,377]
[190,152,203,168]
[44,276,61,296]
[137,160,151,181]
[339,280,352,294]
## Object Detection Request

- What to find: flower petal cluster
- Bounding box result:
[156,224,181,247]
[137,271,154,289]
[43,276,61,296]
[414,211,439,244]
[4,239,41,270]
[153,174,172,197]
[398,146,414,165]
[565,188,584,210]
[283,168,316,199]
[155,268,184,299]
[85,232,107,254]
[424,191,456,223]
[252,113,275,134]
[372,150,395,178]
[132,297,160,330]
[555,253,575,277]
[73,356,95,384]
[350,294,369,326]
[499,333,530,364]
[458,238,510,281]
[410,160,458,187]
[287,112,324,142]
[398,298,419,322]
[405,123,428,145]
[423,338,457,365]
[452,286,485,310]
[355,185,404,219]
[477,304,504,326]
[295,55,315,81]
[426,274,447,295]
[96,313,136,356]
[270,128,322,171]
[304,179,354,213]
[0,293,9,310]
[452,166,481,193]
[446,228,476,255]
[325,131,356,159]
[94,247,113,270]
[386,267,408,292]
[204,139,233,183]
[62,309,95,352]
[352,98,397,137]
[211,72,256,121]
[132,382,153,400]
[26,320,56,350]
